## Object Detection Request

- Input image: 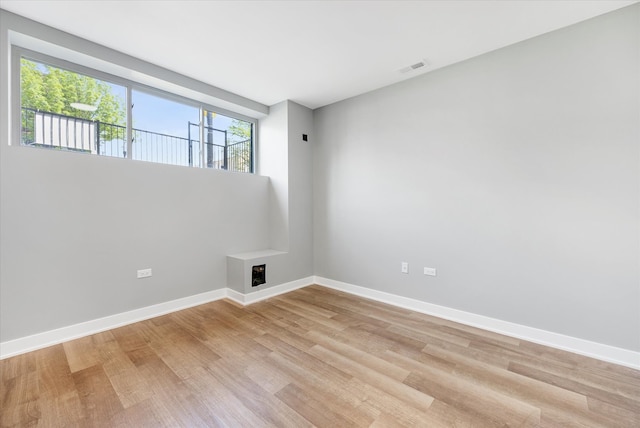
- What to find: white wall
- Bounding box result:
[313,5,640,351]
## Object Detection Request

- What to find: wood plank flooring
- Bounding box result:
[2,285,639,427]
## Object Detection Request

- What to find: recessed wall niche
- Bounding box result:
[252,264,266,287]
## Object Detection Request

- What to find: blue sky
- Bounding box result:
[30,58,244,141]
[115,87,238,139]
[132,90,198,138]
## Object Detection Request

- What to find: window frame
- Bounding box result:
[12,46,257,173]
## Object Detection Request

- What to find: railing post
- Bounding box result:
[250,132,254,173]
[223,130,228,170]
[188,122,192,167]
[206,112,214,168]
[96,121,101,155]
[19,107,251,173]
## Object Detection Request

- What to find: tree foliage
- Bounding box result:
[21,58,125,126]
[228,119,251,143]
[20,58,253,170]
[228,119,253,172]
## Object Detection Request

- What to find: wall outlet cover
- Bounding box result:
[424,267,436,276]
[137,268,152,279]
[401,262,409,274]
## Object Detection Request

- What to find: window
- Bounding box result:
[131,89,200,167]
[18,52,255,173]
[20,58,127,157]
[202,109,254,172]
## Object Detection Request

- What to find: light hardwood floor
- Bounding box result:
[2,285,639,427]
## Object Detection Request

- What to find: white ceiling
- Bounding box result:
[0,0,636,110]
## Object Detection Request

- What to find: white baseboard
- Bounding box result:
[0,288,228,360]
[227,276,314,305]
[3,275,638,371]
[314,276,640,370]
[0,277,316,360]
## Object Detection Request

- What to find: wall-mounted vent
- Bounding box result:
[399,59,429,74]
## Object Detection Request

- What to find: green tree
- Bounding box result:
[228,119,253,172]
[20,59,47,110]
[20,58,126,141]
[228,119,251,143]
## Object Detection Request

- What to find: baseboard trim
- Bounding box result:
[4,276,638,370]
[313,276,640,370]
[227,276,315,305]
[0,277,315,360]
[0,288,229,359]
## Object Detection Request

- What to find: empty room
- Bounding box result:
[1,1,639,426]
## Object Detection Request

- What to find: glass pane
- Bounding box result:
[20,58,127,157]
[203,110,253,173]
[131,90,200,167]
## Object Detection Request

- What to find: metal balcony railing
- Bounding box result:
[21,107,252,173]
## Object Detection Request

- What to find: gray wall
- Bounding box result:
[0,10,315,343]
[287,101,314,280]
[2,4,637,355]
[257,100,314,286]
[313,5,640,351]
[259,101,290,251]
[0,10,272,342]
[0,146,270,342]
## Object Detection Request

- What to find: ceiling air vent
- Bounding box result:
[399,59,429,74]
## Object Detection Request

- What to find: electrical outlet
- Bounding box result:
[424,267,436,276]
[401,262,409,274]
[137,268,152,279]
